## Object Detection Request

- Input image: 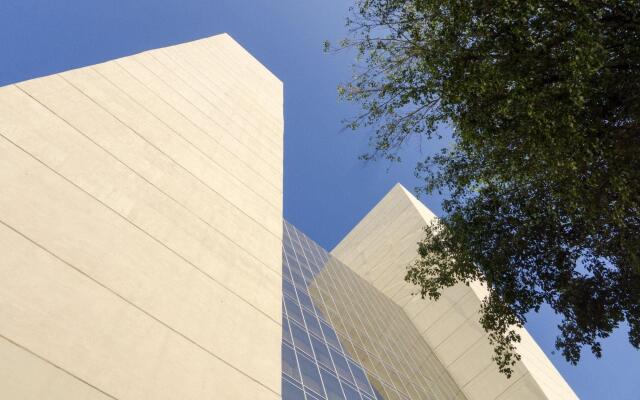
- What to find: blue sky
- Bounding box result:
[1,1,638,398]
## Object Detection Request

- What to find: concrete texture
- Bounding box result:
[0,34,283,400]
[332,184,578,400]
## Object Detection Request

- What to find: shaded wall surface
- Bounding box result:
[0,34,283,400]
[282,221,465,400]
[332,184,578,400]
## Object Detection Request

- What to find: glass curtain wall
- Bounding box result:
[282,221,466,400]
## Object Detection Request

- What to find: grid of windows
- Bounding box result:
[282,221,465,400]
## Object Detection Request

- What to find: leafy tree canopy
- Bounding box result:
[328,0,640,376]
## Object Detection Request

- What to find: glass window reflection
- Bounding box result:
[298,351,325,397]
[281,221,465,400]
[283,377,304,400]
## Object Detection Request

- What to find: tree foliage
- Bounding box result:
[329,0,640,376]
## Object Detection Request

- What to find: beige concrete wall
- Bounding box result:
[0,34,283,400]
[332,184,578,400]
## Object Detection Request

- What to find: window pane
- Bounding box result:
[382,386,401,400]
[320,367,345,400]
[348,360,373,396]
[298,290,316,312]
[284,279,297,300]
[283,377,305,400]
[292,271,308,290]
[283,317,293,345]
[320,320,342,351]
[329,348,354,384]
[290,320,314,357]
[367,375,387,400]
[302,267,315,283]
[303,309,324,339]
[287,255,302,271]
[291,267,305,282]
[285,296,305,326]
[298,352,325,397]
[283,343,301,383]
[310,335,334,371]
[341,381,362,400]
[305,389,325,400]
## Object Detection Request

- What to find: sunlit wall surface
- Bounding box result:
[282,221,465,400]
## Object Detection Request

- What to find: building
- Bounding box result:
[283,220,465,400]
[0,35,576,399]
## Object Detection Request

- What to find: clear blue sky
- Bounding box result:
[1,1,638,398]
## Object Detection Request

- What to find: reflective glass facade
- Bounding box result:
[282,221,466,400]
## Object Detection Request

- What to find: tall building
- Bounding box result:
[0,35,576,399]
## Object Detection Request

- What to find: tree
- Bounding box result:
[328,0,640,376]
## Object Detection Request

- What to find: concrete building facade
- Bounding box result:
[0,34,283,400]
[0,35,576,399]
[332,185,578,400]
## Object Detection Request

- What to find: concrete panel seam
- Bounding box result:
[459,353,524,397]
[492,371,532,400]
[0,219,281,397]
[113,57,283,187]
[212,34,283,86]
[0,334,119,400]
[199,38,283,124]
[0,132,281,327]
[178,43,283,143]
[160,47,282,151]
[130,54,281,174]
[99,59,283,194]
[418,291,476,336]
[12,86,281,276]
[90,65,282,203]
[207,36,284,97]
[123,54,283,179]
[444,333,490,371]
[373,242,423,295]
[57,73,282,238]
[148,49,282,164]
[364,223,420,282]
[332,200,414,266]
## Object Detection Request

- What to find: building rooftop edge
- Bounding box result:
[329,181,578,400]
[0,33,283,90]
